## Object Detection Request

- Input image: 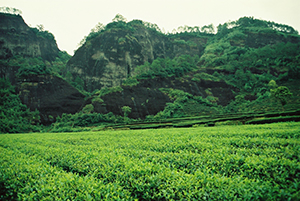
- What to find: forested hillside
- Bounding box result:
[0,11,299,133]
[70,15,300,121]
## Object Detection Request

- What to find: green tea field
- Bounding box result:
[1,122,300,200]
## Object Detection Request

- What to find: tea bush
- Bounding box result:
[0,122,299,200]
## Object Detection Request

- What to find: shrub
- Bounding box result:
[82,104,94,113]
[94,86,123,97]
[270,86,293,106]
[122,77,139,87]
[0,78,40,133]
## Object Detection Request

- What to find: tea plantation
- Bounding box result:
[0,122,299,200]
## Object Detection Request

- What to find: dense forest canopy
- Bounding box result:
[78,14,298,48]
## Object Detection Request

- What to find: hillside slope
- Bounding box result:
[1,14,300,129]
[0,13,59,61]
[0,13,85,125]
[71,17,300,119]
[66,20,211,92]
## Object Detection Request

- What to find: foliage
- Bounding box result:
[122,77,139,87]
[268,80,277,89]
[0,78,40,133]
[112,13,127,22]
[216,16,298,37]
[199,39,300,95]
[0,122,299,200]
[94,86,123,97]
[271,86,293,106]
[30,25,56,41]
[170,24,215,35]
[18,64,51,77]
[192,72,220,82]
[135,55,199,79]
[82,104,94,114]
[73,76,84,90]
[156,88,214,119]
[121,106,132,120]
[77,13,214,49]
[91,97,104,104]
[0,7,22,15]
[50,51,71,75]
[50,112,124,131]
[4,56,51,77]
[246,115,300,124]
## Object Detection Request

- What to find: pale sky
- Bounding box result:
[2,0,300,55]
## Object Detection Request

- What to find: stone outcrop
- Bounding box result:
[86,77,236,119]
[66,23,209,92]
[0,13,85,124]
[0,13,59,61]
[16,75,85,124]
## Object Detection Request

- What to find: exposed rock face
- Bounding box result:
[16,75,85,124]
[88,77,236,119]
[0,13,85,124]
[67,24,208,92]
[0,13,59,61]
[244,31,300,48]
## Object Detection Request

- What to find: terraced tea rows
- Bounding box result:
[0,122,299,200]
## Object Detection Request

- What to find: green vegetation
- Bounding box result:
[271,86,293,106]
[134,55,199,79]
[1,14,300,133]
[93,86,123,97]
[155,88,213,119]
[49,112,124,132]
[1,51,71,78]
[30,24,56,41]
[122,77,139,86]
[78,13,213,48]
[0,122,299,200]
[121,105,132,122]
[0,6,22,15]
[75,16,300,119]
[0,78,40,133]
[2,56,51,77]
[50,51,72,75]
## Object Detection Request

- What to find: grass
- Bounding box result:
[0,122,299,200]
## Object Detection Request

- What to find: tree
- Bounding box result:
[121,106,131,120]
[37,24,45,32]
[90,22,105,33]
[65,71,73,82]
[0,78,39,133]
[201,24,215,34]
[268,80,277,89]
[0,7,22,15]
[74,76,84,90]
[271,86,292,106]
[82,104,94,114]
[112,14,127,22]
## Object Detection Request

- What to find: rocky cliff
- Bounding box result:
[67,17,300,119]
[0,13,59,61]
[66,21,210,92]
[88,76,236,119]
[16,75,85,124]
[0,13,85,124]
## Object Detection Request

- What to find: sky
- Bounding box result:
[2,0,300,55]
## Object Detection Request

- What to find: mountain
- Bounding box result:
[68,16,300,119]
[1,13,300,131]
[0,13,85,125]
[0,13,59,61]
[66,20,211,92]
